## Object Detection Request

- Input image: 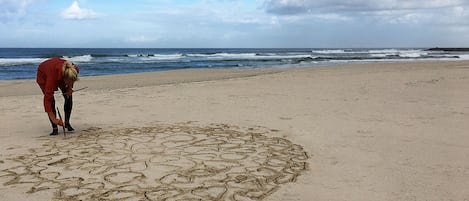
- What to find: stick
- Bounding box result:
[57,107,66,139]
[61,87,88,95]
[73,86,88,93]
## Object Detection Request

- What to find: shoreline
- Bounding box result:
[0,67,285,97]
[1,60,469,200]
[1,60,468,97]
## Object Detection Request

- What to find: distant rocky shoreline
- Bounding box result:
[426,48,469,51]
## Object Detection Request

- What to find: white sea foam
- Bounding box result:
[312,49,346,54]
[457,54,469,60]
[252,54,312,60]
[185,53,208,57]
[193,53,258,58]
[370,53,389,57]
[0,58,46,66]
[147,54,184,60]
[399,51,427,58]
[216,53,257,58]
[186,53,259,59]
[368,49,400,54]
[131,52,306,61]
[368,49,427,58]
[186,53,313,60]
[63,55,93,62]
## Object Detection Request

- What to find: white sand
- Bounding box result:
[1,61,469,200]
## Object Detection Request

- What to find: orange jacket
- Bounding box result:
[36,58,80,112]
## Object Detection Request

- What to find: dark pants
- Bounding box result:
[49,90,73,129]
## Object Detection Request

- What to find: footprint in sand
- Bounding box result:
[0,123,309,200]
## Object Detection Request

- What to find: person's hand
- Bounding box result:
[67,88,73,97]
[48,112,63,126]
[55,118,64,126]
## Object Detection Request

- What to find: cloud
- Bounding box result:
[261,0,469,27]
[0,0,38,19]
[262,0,469,14]
[262,0,311,15]
[61,1,99,20]
[125,35,158,43]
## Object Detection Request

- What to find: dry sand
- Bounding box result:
[1,61,469,200]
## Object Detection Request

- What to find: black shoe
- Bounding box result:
[50,128,59,136]
[65,123,75,132]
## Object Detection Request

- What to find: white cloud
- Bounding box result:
[0,0,39,19]
[126,35,158,43]
[61,1,99,20]
[261,0,469,26]
[262,0,469,14]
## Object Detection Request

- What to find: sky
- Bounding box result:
[1,0,469,48]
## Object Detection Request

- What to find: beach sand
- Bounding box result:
[1,61,469,200]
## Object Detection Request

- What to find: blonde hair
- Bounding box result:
[62,61,79,81]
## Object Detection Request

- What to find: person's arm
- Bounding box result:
[64,80,74,97]
[43,67,64,126]
[44,90,64,126]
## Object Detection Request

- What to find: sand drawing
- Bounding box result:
[0,123,308,200]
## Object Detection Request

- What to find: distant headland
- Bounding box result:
[426,47,469,51]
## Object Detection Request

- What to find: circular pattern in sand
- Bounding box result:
[0,123,308,200]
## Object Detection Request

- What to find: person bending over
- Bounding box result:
[36,58,79,135]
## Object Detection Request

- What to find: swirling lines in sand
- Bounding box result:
[0,123,308,200]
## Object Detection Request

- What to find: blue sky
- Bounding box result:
[1,0,469,48]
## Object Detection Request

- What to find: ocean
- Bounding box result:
[1,48,468,80]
